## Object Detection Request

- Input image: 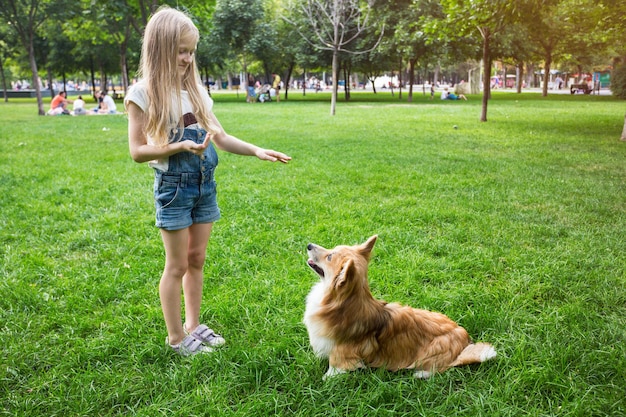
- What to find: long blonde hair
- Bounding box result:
[139,6,217,146]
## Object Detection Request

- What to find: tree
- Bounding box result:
[596,0,626,140]
[352,0,406,94]
[257,2,320,100]
[208,0,264,88]
[72,0,138,94]
[522,0,573,97]
[434,0,518,121]
[0,0,61,115]
[284,0,383,115]
[247,21,281,85]
[497,22,534,93]
[392,0,446,102]
[41,18,86,96]
[0,21,18,102]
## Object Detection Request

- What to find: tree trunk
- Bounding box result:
[100,60,107,94]
[343,63,350,101]
[367,74,377,94]
[480,28,491,122]
[525,62,533,88]
[203,68,212,97]
[408,58,415,102]
[28,41,45,116]
[120,24,130,93]
[227,72,233,90]
[330,49,338,116]
[542,52,552,97]
[47,69,54,98]
[263,64,271,85]
[516,61,524,93]
[469,63,480,94]
[285,62,294,100]
[1,58,7,102]
[90,58,96,98]
[398,60,402,100]
[329,0,340,116]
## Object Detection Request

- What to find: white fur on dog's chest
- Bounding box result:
[303,281,334,358]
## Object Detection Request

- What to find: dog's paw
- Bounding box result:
[323,366,347,380]
[413,370,433,379]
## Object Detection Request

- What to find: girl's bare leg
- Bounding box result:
[159,227,190,345]
[183,222,213,333]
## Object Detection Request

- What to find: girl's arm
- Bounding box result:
[208,112,291,163]
[127,102,208,163]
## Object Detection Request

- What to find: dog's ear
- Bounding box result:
[334,258,355,288]
[359,235,378,259]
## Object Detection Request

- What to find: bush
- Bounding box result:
[610,63,626,99]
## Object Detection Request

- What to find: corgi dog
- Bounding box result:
[304,235,496,380]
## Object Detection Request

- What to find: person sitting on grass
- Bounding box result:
[100,91,118,114]
[48,91,73,115]
[72,96,87,116]
[441,87,467,101]
[90,90,103,114]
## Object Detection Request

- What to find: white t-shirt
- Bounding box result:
[72,98,87,115]
[73,98,85,110]
[102,95,117,113]
[125,80,214,171]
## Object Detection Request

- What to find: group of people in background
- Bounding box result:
[428,81,468,101]
[441,86,468,101]
[246,73,282,103]
[47,90,119,116]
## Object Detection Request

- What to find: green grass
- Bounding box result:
[1,91,625,416]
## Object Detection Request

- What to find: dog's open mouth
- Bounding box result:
[308,259,324,278]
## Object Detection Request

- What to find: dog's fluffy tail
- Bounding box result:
[451,343,496,367]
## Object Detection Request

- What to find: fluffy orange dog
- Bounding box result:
[304,235,496,379]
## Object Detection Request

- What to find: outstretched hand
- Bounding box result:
[183,133,211,158]
[256,149,291,164]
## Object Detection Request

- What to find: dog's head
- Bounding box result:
[306,235,378,294]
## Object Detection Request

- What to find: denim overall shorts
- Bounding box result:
[153,118,220,230]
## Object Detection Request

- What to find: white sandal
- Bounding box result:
[185,324,226,347]
[167,335,213,356]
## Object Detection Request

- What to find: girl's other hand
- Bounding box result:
[256,149,291,164]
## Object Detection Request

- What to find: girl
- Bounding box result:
[125,7,291,356]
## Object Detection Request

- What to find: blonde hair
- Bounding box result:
[139,6,217,146]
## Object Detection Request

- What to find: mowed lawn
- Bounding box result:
[1,91,625,416]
